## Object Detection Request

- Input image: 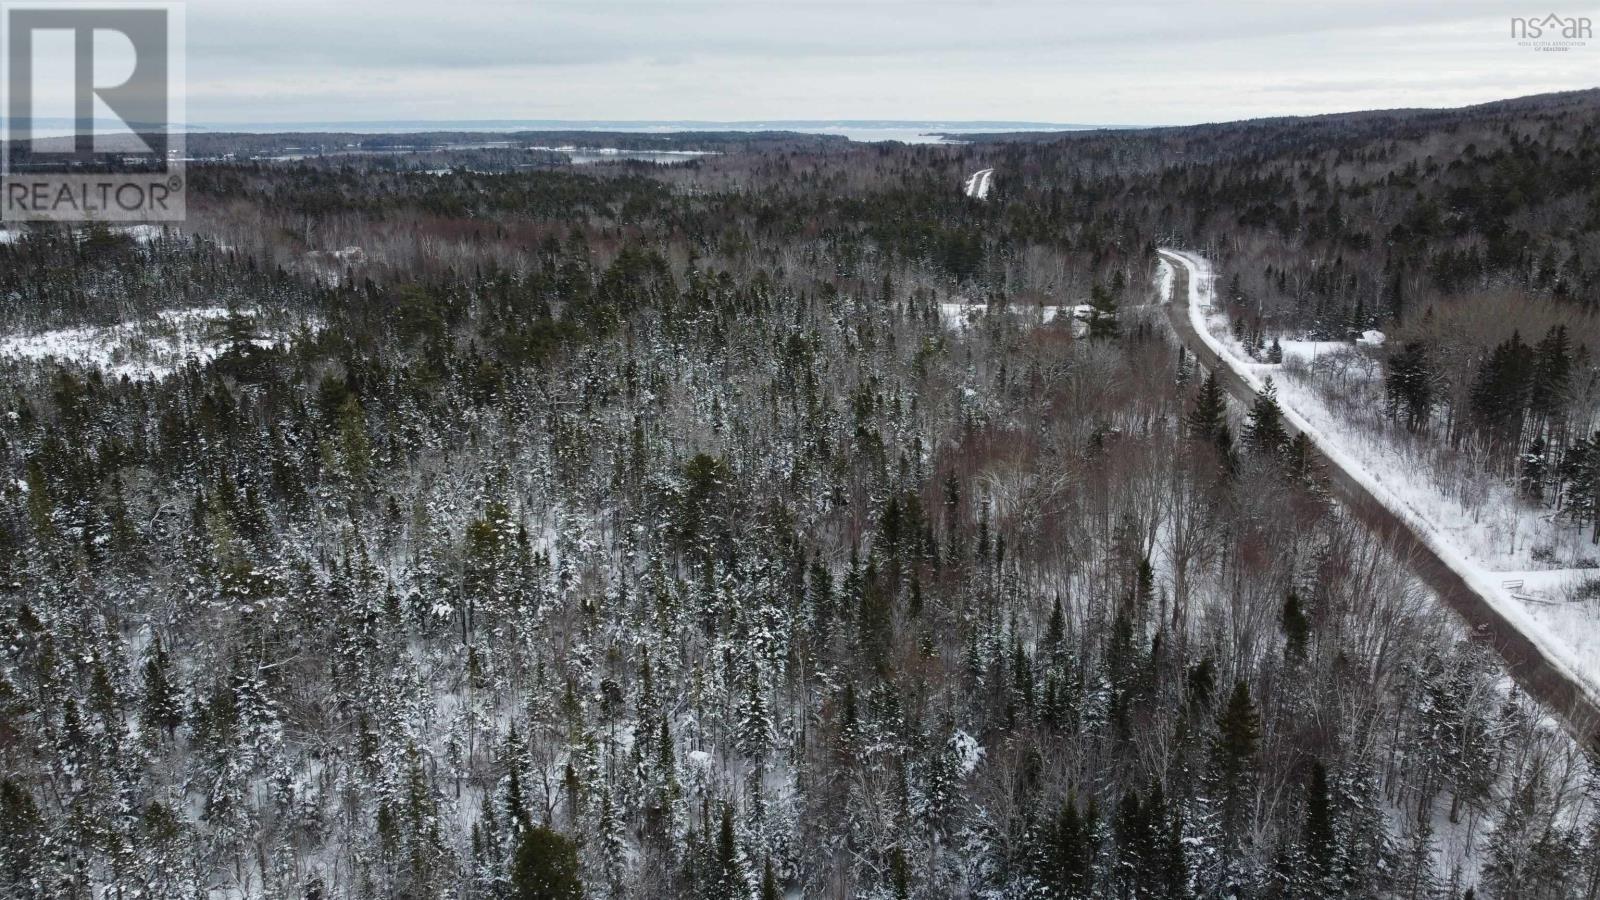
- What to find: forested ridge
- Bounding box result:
[1,91,1599,899]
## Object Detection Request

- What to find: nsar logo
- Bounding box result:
[1510,13,1593,51]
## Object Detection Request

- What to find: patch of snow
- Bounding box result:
[120,224,168,244]
[948,729,984,776]
[302,246,367,285]
[0,307,318,381]
[1154,258,1174,306]
[1275,340,1355,364]
[1494,570,1600,683]
[0,225,170,246]
[939,302,1074,331]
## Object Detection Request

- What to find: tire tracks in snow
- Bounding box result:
[963,168,994,200]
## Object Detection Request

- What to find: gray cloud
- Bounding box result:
[164,0,1600,125]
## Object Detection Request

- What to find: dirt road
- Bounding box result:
[1159,250,1600,746]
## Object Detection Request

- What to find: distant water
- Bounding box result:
[11,120,1098,146]
[565,150,718,164]
[259,146,723,165]
[184,120,1097,144]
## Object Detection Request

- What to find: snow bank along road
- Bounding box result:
[1158,248,1600,745]
[963,168,994,200]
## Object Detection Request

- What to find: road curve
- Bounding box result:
[964,168,994,200]
[1158,249,1600,747]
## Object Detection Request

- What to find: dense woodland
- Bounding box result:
[2,91,1600,899]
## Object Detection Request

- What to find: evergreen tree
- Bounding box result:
[510,825,585,900]
[1520,437,1548,501]
[140,637,184,739]
[1559,434,1600,539]
[1088,282,1121,340]
[709,804,747,900]
[1385,266,1406,322]
[1385,340,1434,432]
[1160,806,1191,900]
[760,857,779,900]
[1284,432,1320,488]
[1186,372,1235,467]
[1208,681,1261,849]
[1244,378,1291,461]
[505,766,532,836]
[1114,786,1165,899]
[1047,795,1099,899]
[1528,325,1572,427]
[0,779,45,898]
[737,669,773,761]
[1302,761,1337,894]
[1469,332,1534,461]
[1282,592,1311,661]
[889,845,910,899]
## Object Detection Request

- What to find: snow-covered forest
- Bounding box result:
[2,94,1600,900]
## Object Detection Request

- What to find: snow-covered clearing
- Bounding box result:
[939,301,1102,337]
[939,301,1074,329]
[0,223,173,246]
[0,307,319,380]
[1159,248,1600,706]
[119,223,170,244]
[1275,339,1351,364]
[298,246,368,285]
[963,167,994,200]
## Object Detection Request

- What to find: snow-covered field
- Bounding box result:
[939,301,1096,336]
[0,307,318,380]
[1159,248,1600,705]
[0,223,173,246]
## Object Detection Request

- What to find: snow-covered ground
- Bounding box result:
[1159,248,1600,706]
[119,224,170,244]
[302,246,367,285]
[0,223,173,246]
[1494,569,1600,689]
[939,301,1088,334]
[1269,364,1597,574]
[1275,339,1352,364]
[963,167,994,200]
[1154,258,1174,306]
[0,307,318,380]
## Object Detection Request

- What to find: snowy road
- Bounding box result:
[1158,248,1600,742]
[963,168,994,200]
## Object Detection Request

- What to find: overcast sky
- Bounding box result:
[174,0,1599,126]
